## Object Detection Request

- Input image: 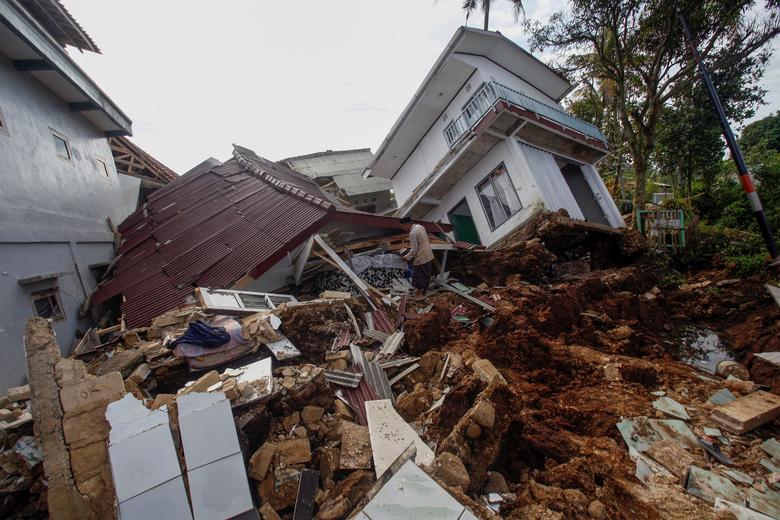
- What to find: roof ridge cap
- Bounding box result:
[232,146,334,211]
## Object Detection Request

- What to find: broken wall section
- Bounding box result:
[24,318,125,520]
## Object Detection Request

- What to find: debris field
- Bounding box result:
[1,210,779,520]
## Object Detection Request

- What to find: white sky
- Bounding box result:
[64,0,779,174]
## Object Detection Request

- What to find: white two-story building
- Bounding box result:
[365,27,623,247]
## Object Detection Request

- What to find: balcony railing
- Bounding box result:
[443,80,607,148]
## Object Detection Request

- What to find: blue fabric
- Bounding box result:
[170,320,230,349]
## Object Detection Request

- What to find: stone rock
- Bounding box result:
[334,400,353,420]
[608,326,633,341]
[151,394,175,410]
[282,377,296,389]
[258,502,282,520]
[588,500,607,519]
[395,386,433,422]
[465,421,482,438]
[472,359,506,385]
[6,385,31,402]
[603,363,622,381]
[292,426,307,438]
[301,405,324,425]
[469,400,495,429]
[275,437,312,467]
[430,452,470,491]
[485,471,510,494]
[0,409,13,421]
[249,443,277,481]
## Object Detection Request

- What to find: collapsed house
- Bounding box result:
[0,0,173,392]
[365,27,624,246]
[2,209,779,520]
[281,148,394,214]
[91,145,450,328]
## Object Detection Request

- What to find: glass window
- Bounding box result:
[52,132,70,160]
[31,289,65,321]
[476,164,523,230]
[96,157,110,177]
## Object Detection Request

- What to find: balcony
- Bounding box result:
[443,81,606,149]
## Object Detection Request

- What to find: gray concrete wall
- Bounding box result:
[0,53,138,392]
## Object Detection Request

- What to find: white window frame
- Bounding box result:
[30,287,66,322]
[475,162,523,231]
[50,128,72,161]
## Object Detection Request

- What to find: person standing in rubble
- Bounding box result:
[400,217,434,297]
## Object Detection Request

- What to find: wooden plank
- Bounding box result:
[343,303,362,338]
[435,280,496,312]
[313,235,376,310]
[711,390,780,434]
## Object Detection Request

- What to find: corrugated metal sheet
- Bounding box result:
[519,142,585,220]
[342,372,380,426]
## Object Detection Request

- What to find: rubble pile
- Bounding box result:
[3,210,779,519]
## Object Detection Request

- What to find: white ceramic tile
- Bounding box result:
[118,476,192,520]
[187,453,254,520]
[361,460,465,520]
[178,392,240,470]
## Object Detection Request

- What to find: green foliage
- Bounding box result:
[740,111,780,153]
[730,253,768,276]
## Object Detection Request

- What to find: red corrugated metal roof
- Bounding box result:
[95,145,452,327]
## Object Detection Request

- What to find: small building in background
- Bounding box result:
[281,148,394,213]
[0,0,137,391]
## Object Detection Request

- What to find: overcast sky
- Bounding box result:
[65,0,779,174]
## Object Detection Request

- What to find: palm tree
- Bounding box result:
[462,0,524,31]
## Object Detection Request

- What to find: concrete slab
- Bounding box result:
[365,399,434,478]
[711,391,780,434]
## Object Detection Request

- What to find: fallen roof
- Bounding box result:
[282,148,374,179]
[110,136,178,185]
[92,145,447,327]
[17,0,99,53]
[333,173,392,197]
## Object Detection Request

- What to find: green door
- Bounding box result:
[451,214,481,245]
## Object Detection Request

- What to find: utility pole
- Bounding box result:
[677,9,779,260]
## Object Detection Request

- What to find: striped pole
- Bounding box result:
[677,10,779,260]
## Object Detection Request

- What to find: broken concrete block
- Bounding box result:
[301,405,324,425]
[249,443,277,481]
[0,408,14,421]
[259,468,301,511]
[340,424,372,470]
[319,290,352,300]
[274,437,312,467]
[151,394,175,410]
[652,396,690,420]
[334,400,353,421]
[685,465,746,505]
[365,399,434,477]
[711,391,780,434]
[105,394,191,520]
[645,439,701,477]
[430,452,470,491]
[178,371,221,397]
[96,349,145,378]
[319,446,340,481]
[59,371,125,419]
[258,503,282,520]
[178,392,254,519]
[222,379,239,401]
[471,359,506,385]
[6,384,31,402]
[127,363,151,385]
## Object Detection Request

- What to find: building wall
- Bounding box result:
[422,140,544,248]
[0,53,138,391]
[391,55,567,209]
